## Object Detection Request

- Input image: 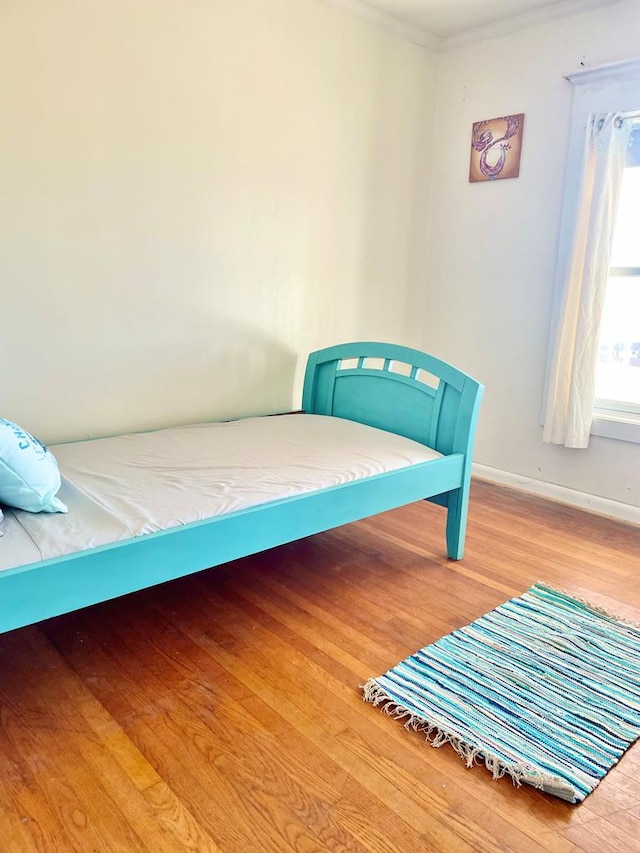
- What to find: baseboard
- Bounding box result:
[472,463,640,527]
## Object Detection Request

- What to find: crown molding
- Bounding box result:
[316,0,441,51]
[441,0,624,51]
[320,0,625,54]
[564,56,640,83]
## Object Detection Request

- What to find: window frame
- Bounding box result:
[593,181,640,432]
[546,58,640,445]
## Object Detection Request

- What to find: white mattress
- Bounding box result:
[0,414,442,572]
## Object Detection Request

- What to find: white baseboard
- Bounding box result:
[472,463,640,527]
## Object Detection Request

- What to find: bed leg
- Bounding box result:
[445,488,469,560]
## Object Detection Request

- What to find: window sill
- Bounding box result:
[592,412,640,444]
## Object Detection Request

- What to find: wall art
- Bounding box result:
[469,113,524,182]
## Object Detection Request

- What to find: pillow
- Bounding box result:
[0,419,68,513]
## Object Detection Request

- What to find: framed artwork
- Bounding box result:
[469,113,524,182]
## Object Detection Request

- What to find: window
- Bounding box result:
[543,59,640,448]
[595,125,640,419]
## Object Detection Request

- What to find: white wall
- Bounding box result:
[425,0,640,508]
[0,0,436,443]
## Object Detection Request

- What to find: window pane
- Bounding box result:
[595,160,640,412]
[628,126,640,168]
[610,166,640,267]
[595,275,640,406]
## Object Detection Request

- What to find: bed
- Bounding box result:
[0,342,483,636]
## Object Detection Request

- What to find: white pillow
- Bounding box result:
[0,419,68,513]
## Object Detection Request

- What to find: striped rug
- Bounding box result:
[362,583,640,802]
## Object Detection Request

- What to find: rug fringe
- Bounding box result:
[360,679,577,802]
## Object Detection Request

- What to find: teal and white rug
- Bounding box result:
[362,583,640,802]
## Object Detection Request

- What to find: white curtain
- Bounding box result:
[543,113,632,448]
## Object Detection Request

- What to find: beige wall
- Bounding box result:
[1,0,436,442]
[424,0,640,508]
[4,0,638,509]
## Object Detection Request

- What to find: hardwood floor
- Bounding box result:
[1,480,639,852]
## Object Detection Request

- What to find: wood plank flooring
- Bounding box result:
[1,480,639,852]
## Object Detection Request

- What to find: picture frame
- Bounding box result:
[469,113,524,182]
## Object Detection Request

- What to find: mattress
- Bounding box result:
[0,414,442,572]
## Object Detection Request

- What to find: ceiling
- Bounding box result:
[343,0,621,42]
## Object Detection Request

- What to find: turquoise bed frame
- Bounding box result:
[0,342,483,635]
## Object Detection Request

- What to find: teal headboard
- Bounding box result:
[302,342,483,458]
